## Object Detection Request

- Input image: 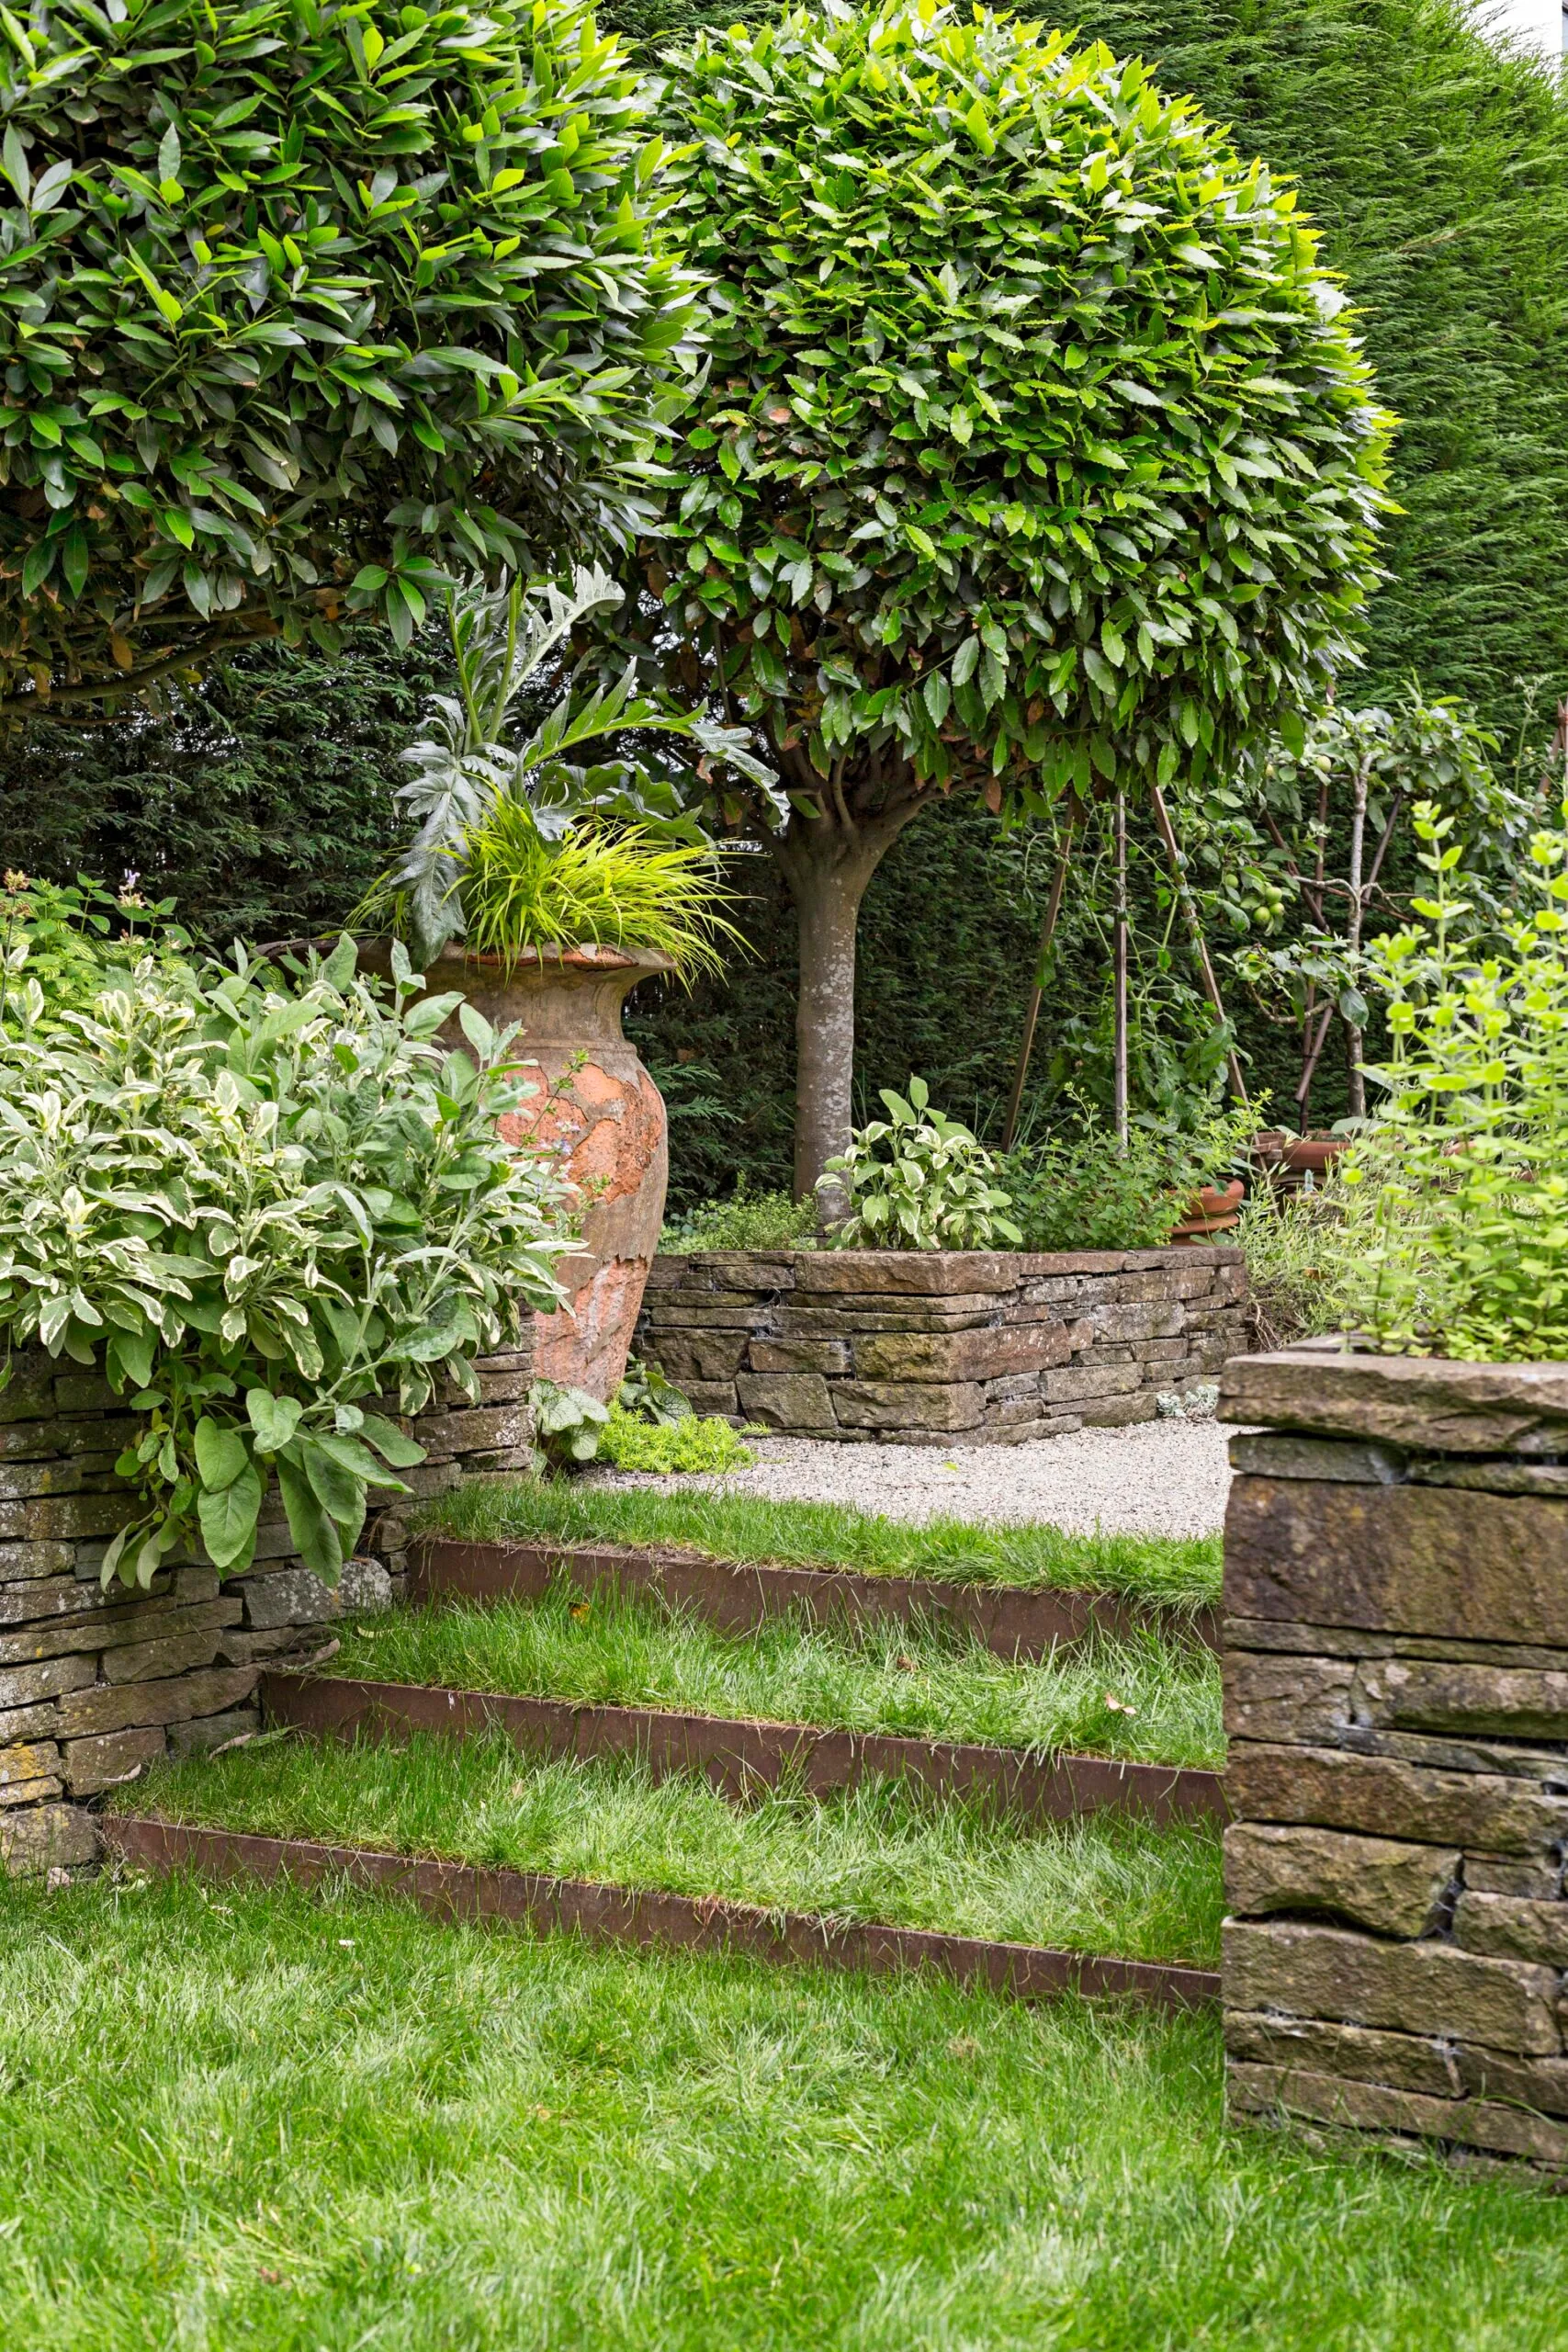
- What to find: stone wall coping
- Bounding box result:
[653,1245,1245,1296]
[1220,1348,1568,1457]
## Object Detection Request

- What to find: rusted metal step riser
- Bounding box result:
[261,1671,1228,1828]
[103,1814,1221,2016]
[412,1538,1221,1661]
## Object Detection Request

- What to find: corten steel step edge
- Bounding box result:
[411,1537,1222,1659]
[261,1671,1229,1827]
[101,1814,1221,2016]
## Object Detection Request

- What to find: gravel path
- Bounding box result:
[585,1419,1234,1541]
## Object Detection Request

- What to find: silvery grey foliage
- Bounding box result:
[378,568,782,966]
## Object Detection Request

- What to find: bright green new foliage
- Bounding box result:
[1355,800,1568,1361]
[822,1077,1021,1249]
[0,0,700,708]
[0,937,570,1585]
[461,813,742,979]
[650,0,1391,807]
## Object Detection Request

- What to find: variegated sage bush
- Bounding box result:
[0,934,571,1587]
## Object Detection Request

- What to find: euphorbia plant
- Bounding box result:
[0,934,571,1586]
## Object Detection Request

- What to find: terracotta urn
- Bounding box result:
[360,940,671,1400]
[1168,1178,1246,1244]
[1249,1131,1348,1194]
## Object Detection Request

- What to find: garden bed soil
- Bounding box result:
[411,1535,1222,1658]
[260,1668,1226,1826]
[101,1812,1220,2015]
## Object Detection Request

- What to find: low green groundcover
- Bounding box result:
[331,1589,1224,1768]
[111,1731,1222,1964]
[1,1873,1562,2351]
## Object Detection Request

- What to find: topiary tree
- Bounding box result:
[604,0,1391,1193]
[0,0,699,714]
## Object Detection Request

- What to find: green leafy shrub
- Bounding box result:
[0,869,190,1012]
[642,0,1390,812]
[1004,1103,1255,1253]
[1,0,700,709]
[0,938,570,1586]
[1352,800,1568,1359]
[597,1403,756,1473]
[821,1079,1021,1251]
[660,1182,818,1252]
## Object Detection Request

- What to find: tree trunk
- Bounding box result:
[772,798,922,1205]
[1344,752,1371,1120]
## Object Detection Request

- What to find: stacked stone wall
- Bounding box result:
[1219,1349,1568,2172]
[638,1247,1249,1444]
[0,1336,533,1875]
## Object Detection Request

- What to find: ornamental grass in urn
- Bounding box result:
[356,570,770,1397]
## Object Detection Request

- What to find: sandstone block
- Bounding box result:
[734,1373,838,1431]
[0,1738,62,1789]
[1227,1741,1568,1854]
[829,1380,985,1431]
[1453,1892,1568,1968]
[1224,1822,1457,1937]
[52,1374,118,1415]
[1081,1393,1160,1430]
[0,1366,56,1424]
[1354,1659,1568,1740]
[57,1667,257,1739]
[1092,1302,1184,1343]
[1457,2045,1568,2119]
[671,1382,739,1419]
[0,1541,76,1584]
[0,1700,61,1745]
[1224,1475,1568,1646]
[410,1406,530,1460]
[62,1724,166,1793]
[791,1253,1021,1296]
[1043,1364,1141,1402]
[0,1802,98,1875]
[0,1776,61,1805]
[339,1555,393,1615]
[0,1454,124,1500]
[102,1630,221,1685]
[0,1655,95,1712]
[1228,2060,1568,2167]
[647,1331,751,1384]
[169,1705,259,1757]
[1465,1853,1563,1900]
[852,1324,1067,1382]
[747,1339,851,1375]
[0,1492,138,1544]
[1228,1432,1406,1486]
[645,1304,767,1331]
[1223,1654,1356,1745]
[1219,1349,1568,1456]
[0,1594,242,1670]
[1224,2009,1462,2099]
[241,1567,338,1631]
[1224,1918,1562,2053]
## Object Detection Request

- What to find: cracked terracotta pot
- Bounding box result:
[361,941,671,1400]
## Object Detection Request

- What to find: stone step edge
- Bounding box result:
[411,1537,1221,1659]
[101,1814,1221,2015]
[260,1671,1228,1828]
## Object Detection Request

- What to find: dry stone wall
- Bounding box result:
[0,1336,533,1876]
[1219,1348,1568,2172]
[639,1247,1248,1444]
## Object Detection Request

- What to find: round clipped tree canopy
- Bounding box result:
[654,0,1393,806]
[0,0,699,711]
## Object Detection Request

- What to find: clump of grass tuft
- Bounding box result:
[115,1729,1224,1964]
[332,1589,1224,1767]
[418,1478,1222,1612]
[460,814,743,982]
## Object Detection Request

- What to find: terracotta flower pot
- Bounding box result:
[1249,1131,1348,1193]
[359,940,671,1400]
[1168,1178,1246,1244]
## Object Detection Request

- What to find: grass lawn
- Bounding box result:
[109,1731,1224,1963]
[330,1588,1224,1767]
[1,1870,1562,2352]
[424,1478,1222,1611]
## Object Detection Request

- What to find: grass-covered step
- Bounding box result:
[105,1816,1220,2017]
[12,1874,1564,2352]
[426,1481,1221,1615]
[333,1589,1224,1767]
[261,1671,1225,1829]
[107,1730,1224,1967]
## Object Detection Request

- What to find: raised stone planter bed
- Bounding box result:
[638,1247,1249,1444]
[0,1340,533,1876]
[1219,1347,1568,2173]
